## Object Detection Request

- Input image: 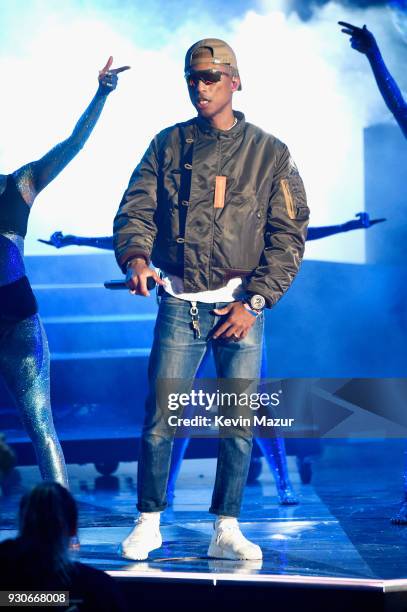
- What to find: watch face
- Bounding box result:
[250,295,266,310]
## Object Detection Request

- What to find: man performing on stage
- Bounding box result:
[113,39,309,560]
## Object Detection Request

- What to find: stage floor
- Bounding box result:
[1,441,407,585]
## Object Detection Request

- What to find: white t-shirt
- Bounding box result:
[160,271,245,303]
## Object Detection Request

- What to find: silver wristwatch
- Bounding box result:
[245,294,266,313]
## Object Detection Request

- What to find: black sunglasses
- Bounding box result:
[185,68,231,88]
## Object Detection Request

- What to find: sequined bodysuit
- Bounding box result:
[0,85,113,487]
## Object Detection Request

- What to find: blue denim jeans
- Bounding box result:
[137,291,264,518]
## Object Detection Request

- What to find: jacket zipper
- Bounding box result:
[208,135,222,287]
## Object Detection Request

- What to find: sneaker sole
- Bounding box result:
[120,536,162,561]
[207,541,262,561]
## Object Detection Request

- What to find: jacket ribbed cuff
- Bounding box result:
[118,251,151,274]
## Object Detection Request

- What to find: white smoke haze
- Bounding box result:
[0,0,405,262]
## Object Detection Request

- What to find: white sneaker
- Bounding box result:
[207,517,262,560]
[120,513,162,561]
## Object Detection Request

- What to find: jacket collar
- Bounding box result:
[195,110,245,139]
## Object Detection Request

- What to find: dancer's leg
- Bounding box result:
[0,314,68,487]
[391,442,407,524]
[255,338,298,504]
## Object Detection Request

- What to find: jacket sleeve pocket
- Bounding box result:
[280,175,309,220]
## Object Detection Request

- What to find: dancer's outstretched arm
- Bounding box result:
[339,22,407,138]
[38,232,114,250]
[40,213,385,249]
[307,212,385,241]
[13,57,130,204]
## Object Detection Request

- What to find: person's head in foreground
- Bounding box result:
[19,481,77,577]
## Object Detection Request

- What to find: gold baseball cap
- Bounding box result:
[184,38,242,90]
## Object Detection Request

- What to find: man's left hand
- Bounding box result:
[212,301,258,341]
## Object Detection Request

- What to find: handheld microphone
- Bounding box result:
[104,277,157,290]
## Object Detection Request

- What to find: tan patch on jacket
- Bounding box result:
[214,176,227,209]
[280,178,296,219]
